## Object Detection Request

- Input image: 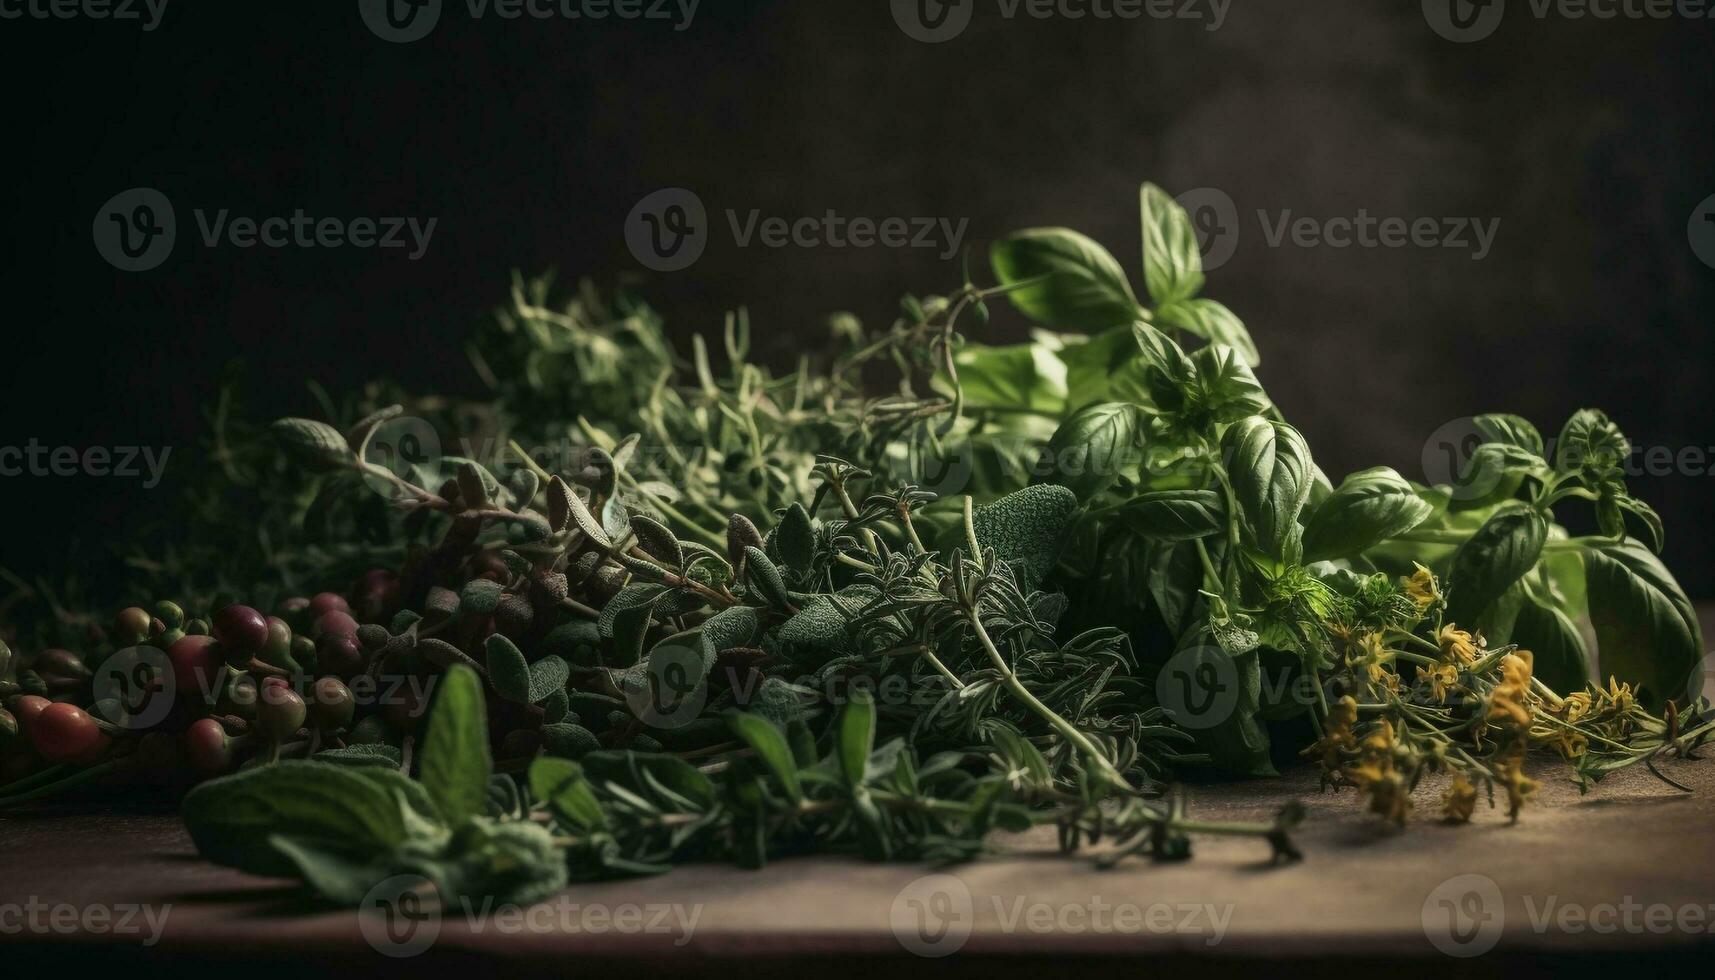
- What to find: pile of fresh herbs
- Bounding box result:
[0,183,1708,907]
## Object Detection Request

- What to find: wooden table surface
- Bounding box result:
[3,609,1713,977]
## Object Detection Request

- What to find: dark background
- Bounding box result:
[2,0,1712,597]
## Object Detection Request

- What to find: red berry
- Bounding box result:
[314,610,359,639]
[257,685,307,742]
[30,702,110,765]
[316,632,365,678]
[307,592,351,619]
[167,634,223,697]
[8,695,51,733]
[184,718,234,775]
[212,604,270,655]
[310,677,356,730]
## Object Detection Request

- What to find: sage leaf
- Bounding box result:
[421,664,492,826]
[528,655,570,704]
[837,690,877,787]
[485,633,532,703]
[772,502,815,573]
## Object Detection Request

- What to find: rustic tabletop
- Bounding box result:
[3,609,1713,977]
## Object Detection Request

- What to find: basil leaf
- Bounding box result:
[1509,586,1591,694]
[1556,409,1629,479]
[1616,494,1665,553]
[1584,539,1702,708]
[1157,297,1260,367]
[1191,344,1269,422]
[183,761,426,877]
[1223,418,1314,558]
[1042,401,1143,500]
[1121,489,1225,541]
[421,664,492,826]
[949,341,1068,415]
[1138,183,1206,306]
[1300,467,1433,561]
[991,228,1142,331]
[1056,326,1144,412]
[1474,413,1545,456]
[1445,505,1549,626]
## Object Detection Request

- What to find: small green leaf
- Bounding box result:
[1300,467,1433,561]
[628,513,684,567]
[726,711,802,803]
[485,633,532,703]
[421,664,492,826]
[1121,489,1225,541]
[1042,402,1143,500]
[459,578,504,616]
[837,690,877,787]
[271,418,350,466]
[1446,505,1549,626]
[1157,297,1259,367]
[528,655,570,704]
[1138,183,1206,306]
[529,757,608,830]
[744,547,793,610]
[990,228,1142,331]
[772,502,815,572]
[1223,418,1314,558]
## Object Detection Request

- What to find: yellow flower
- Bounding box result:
[1494,753,1539,821]
[1556,690,1591,724]
[1428,662,1460,704]
[1438,626,1480,665]
[1442,773,1478,823]
[1306,695,1359,769]
[1345,718,1412,825]
[1404,564,1440,612]
[1595,676,1636,715]
[1486,651,1534,729]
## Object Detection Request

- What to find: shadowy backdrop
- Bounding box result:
[2,0,1712,596]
